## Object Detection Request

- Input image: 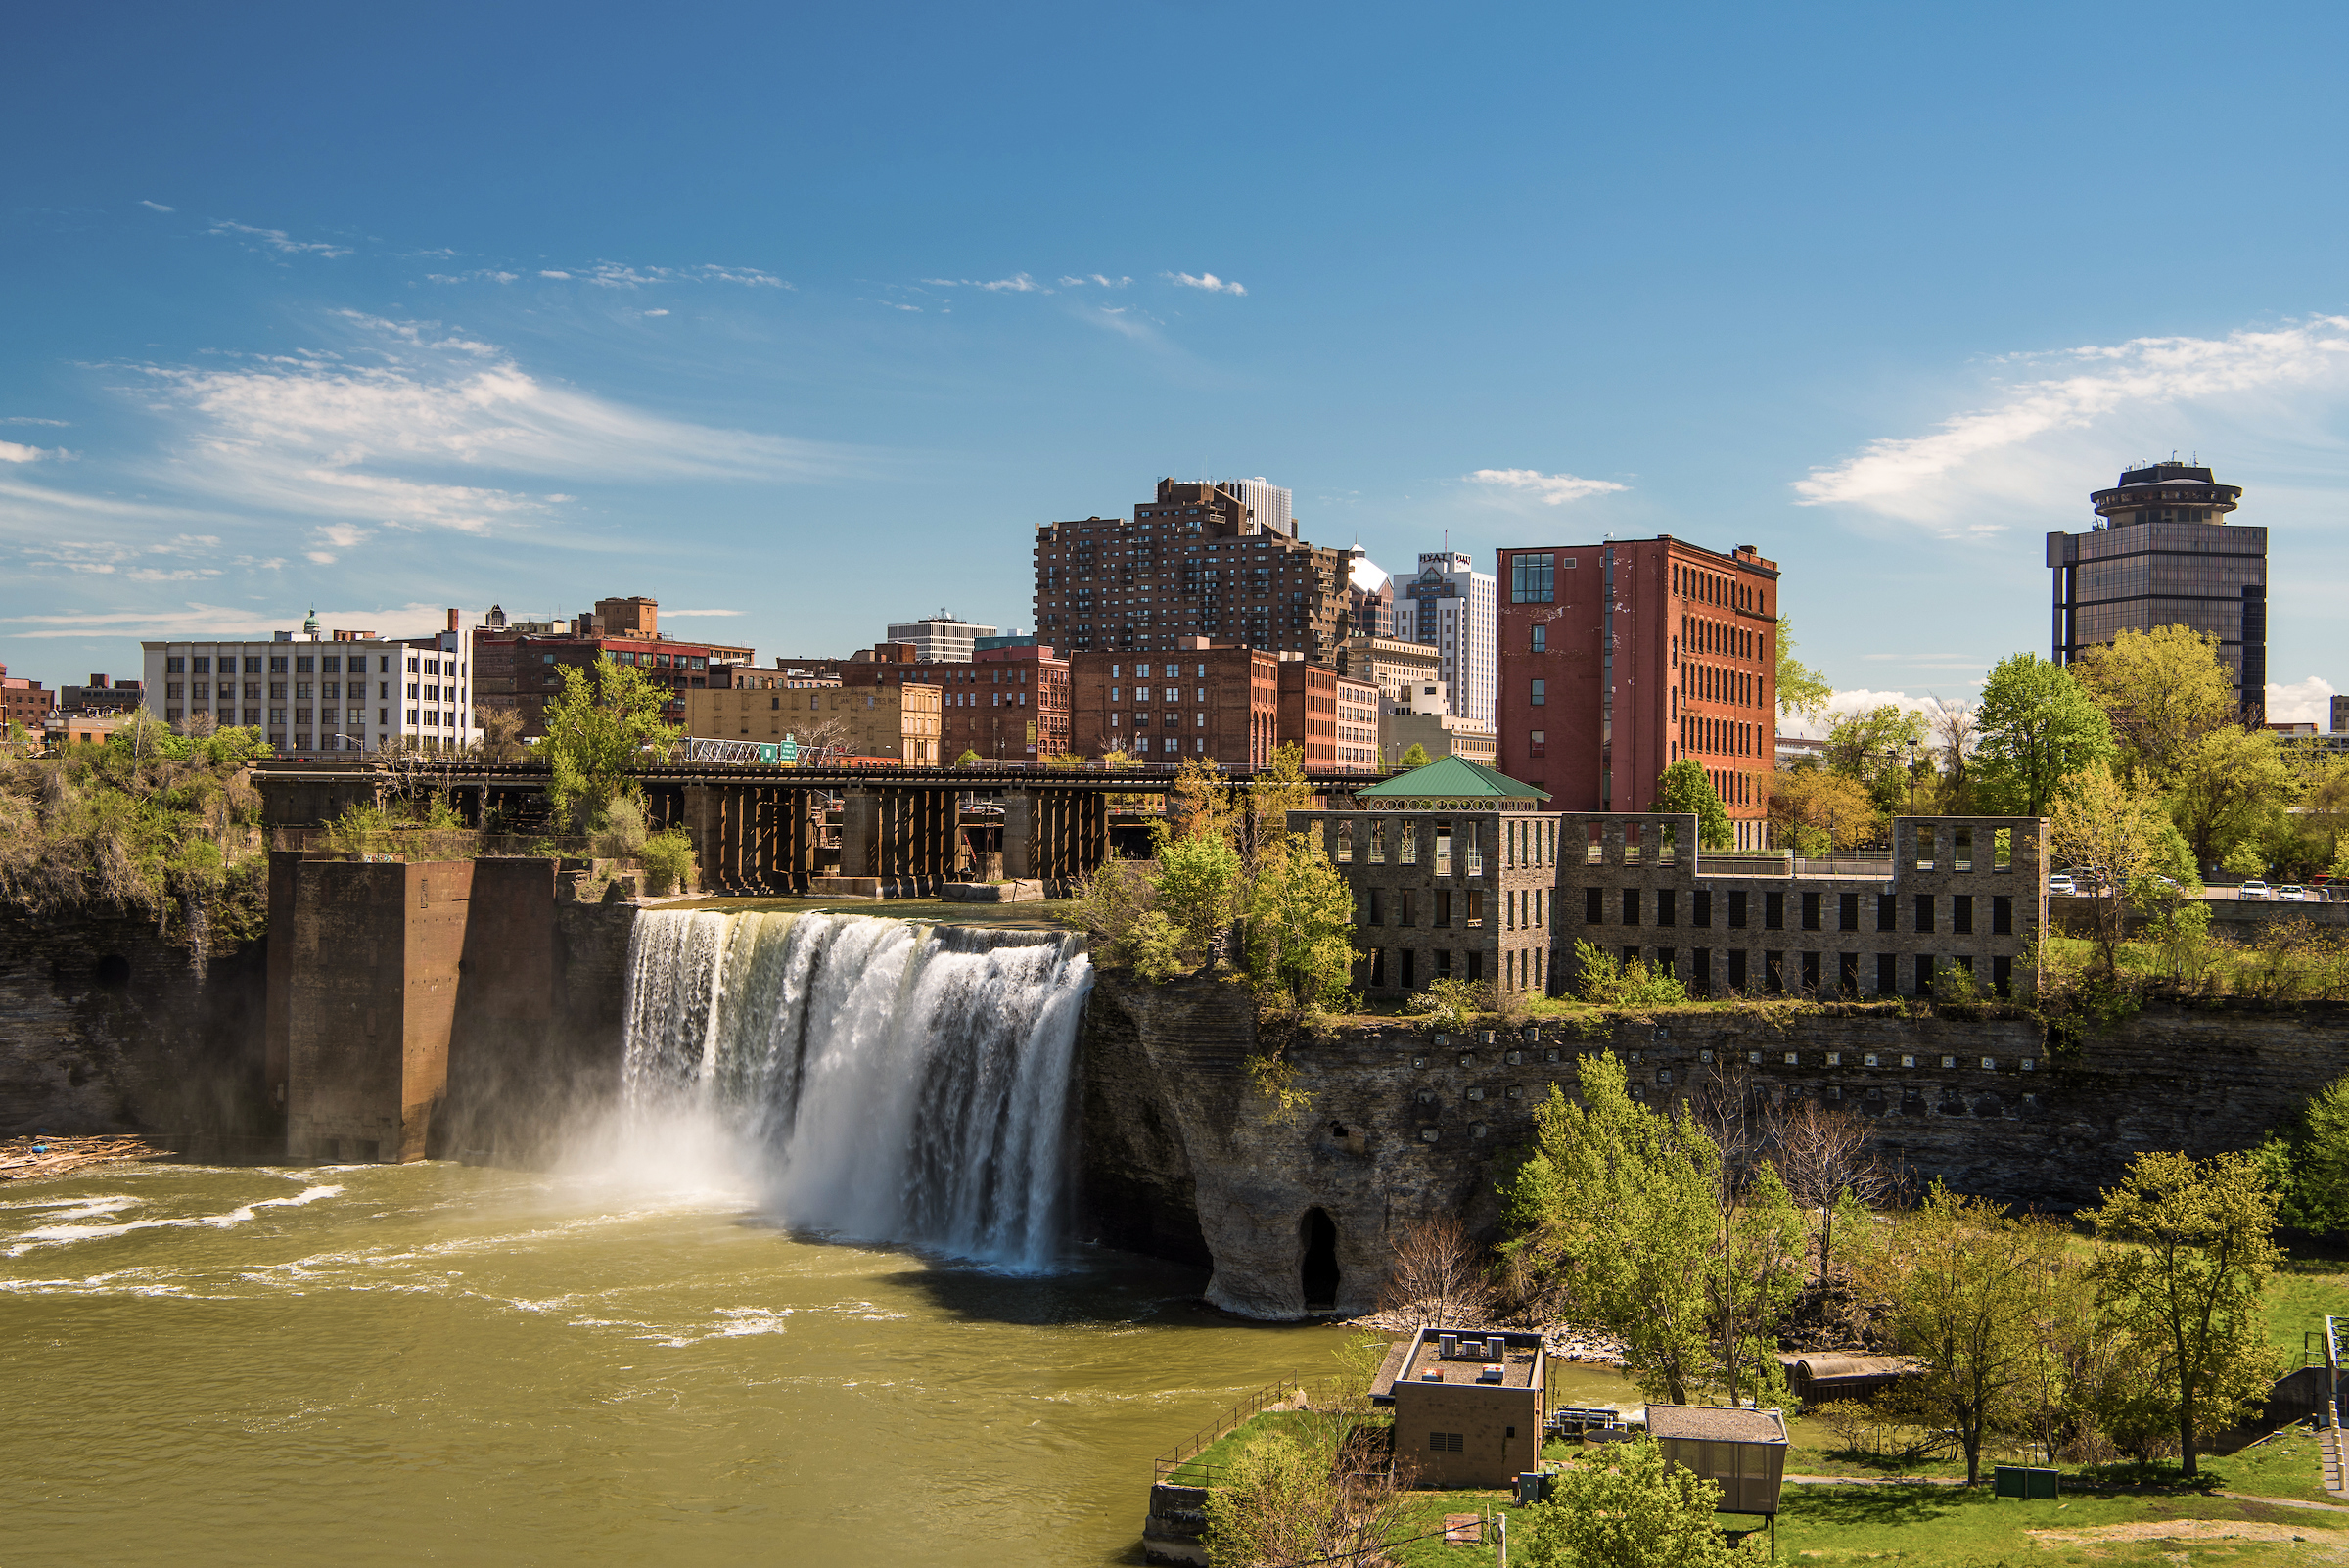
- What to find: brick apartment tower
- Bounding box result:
[1496,538,1777,848]
[1033,479,1349,665]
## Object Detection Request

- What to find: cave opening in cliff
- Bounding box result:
[1300,1208,1340,1310]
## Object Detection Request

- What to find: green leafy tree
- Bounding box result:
[2084,1149,2284,1477]
[1201,1422,1411,1568]
[2048,761,2177,977]
[1397,741,1430,767]
[1405,976,1490,1032]
[1244,832,1359,1014]
[1569,941,1689,1007]
[1152,828,1244,973]
[1973,653,2116,817]
[2264,1072,2349,1233]
[2071,625,2239,790]
[1517,1438,1753,1568]
[541,657,680,831]
[1652,759,1732,850]
[2220,842,2266,879]
[2169,724,2296,871]
[953,748,981,767]
[1823,702,1931,816]
[1774,616,1832,723]
[1763,767,1879,851]
[1865,1183,2071,1484]
[1503,1056,1718,1405]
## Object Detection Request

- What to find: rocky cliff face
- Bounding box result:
[1075,976,2349,1320]
[0,907,271,1146]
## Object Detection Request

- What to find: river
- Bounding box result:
[2,1155,1355,1567]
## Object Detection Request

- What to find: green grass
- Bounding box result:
[1161,1409,1332,1486]
[2263,1268,2349,1364]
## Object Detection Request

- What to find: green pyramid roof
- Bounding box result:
[1358,754,1551,800]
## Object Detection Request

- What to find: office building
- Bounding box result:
[0,666,54,734]
[2334,695,2349,735]
[842,642,1070,761]
[1343,546,1397,640]
[2048,461,2268,721]
[142,608,482,755]
[1217,476,1294,538]
[1402,553,1497,728]
[58,674,146,714]
[884,613,1000,663]
[1496,538,1778,848]
[1070,639,1283,766]
[473,595,755,737]
[1033,479,1349,662]
[1273,661,1381,773]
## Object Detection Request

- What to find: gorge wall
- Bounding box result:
[1075,974,2349,1319]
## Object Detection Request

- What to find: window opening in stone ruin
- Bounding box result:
[1693,890,1712,928]
[1335,819,1353,862]
[1954,895,1974,935]
[1693,948,1711,991]
[1728,890,1748,928]
[1994,827,2012,871]
[1400,822,1418,865]
[1657,889,1676,927]
[1764,891,1783,930]
[1399,890,1415,927]
[1435,891,1452,928]
[1840,951,1860,996]
[1586,823,1602,863]
[1463,822,1481,876]
[1435,823,1451,877]
[1586,886,1603,924]
[1370,948,1386,987]
[1955,827,1973,871]
[1624,821,1642,864]
[1658,822,1677,864]
[1438,949,1454,978]
[1401,949,1416,988]
[1839,892,1860,932]
[1728,949,1747,990]
[1367,887,1384,925]
[1802,951,1820,992]
[1466,891,1484,927]
[1765,950,1785,992]
[1914,894,1935,933]
[1916,830,1936,872]
[1622,888,1640,925]
[1993,895,2012,935]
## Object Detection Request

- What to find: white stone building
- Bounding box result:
[1402,552,1497,729]
[142,608,482,755]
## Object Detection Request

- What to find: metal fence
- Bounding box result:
[1151,1381,1305,1486]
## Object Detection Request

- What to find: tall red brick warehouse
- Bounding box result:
[1495,538,1778,849]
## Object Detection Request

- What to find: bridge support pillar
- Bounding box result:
[840,790,877,879]
[1001,791,1035,880]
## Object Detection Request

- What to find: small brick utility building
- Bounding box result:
[1370,1328,1546,1488]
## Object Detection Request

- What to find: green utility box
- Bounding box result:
[1993,1465,2060,1499]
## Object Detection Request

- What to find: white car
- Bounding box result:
[2239,880,2272,900]
[2047,874,2076,897]
[2277,885,2309,902]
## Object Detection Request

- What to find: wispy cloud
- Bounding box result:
[1059,274,1131,288]
[140,200,174,213]
[1464,468,1628,505]
[920,272,1050,294]
[3,416,71,427]
[664,608,745,617]
[643,308,669,317]
[207,219,355,258]
[0,600,447,641]
[0,440,64,463]
[1166,271,1246,296]
[427,269,521,285]
[1794,315,2349,523]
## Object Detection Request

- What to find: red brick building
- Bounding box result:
[0,665,54,735]
[1070,638,1281,766]
[472,596,754,736]
[841,643,1070,761]
[1496,538,1777,848]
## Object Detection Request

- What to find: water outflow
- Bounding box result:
[620,911,1093,1270]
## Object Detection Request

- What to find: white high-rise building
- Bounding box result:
[1218,477,1294,538]
[1402,552,1497,729]
[884,613,1000,663]
[141,608,482,755]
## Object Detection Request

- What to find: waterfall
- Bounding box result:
[619,910,1093,1271]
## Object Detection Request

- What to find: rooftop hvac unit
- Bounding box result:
[1439,1334,1457,1359]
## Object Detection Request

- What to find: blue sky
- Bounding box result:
[6,1,2347,724]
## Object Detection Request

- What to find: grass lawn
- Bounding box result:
[1161,1408,1330,1487]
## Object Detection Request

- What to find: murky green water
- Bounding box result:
[0,1156,1371,1567]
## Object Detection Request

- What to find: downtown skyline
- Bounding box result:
[6,1,2348,729]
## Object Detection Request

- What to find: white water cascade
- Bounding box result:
[620,910,1094,1270]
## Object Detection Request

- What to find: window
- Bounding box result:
[1764,891,1783,930]
[1435,891,1452,927]
[1622,888,1640,925]
[1529,729,1545,758]
[1530,678,1545,707]
[1531,624,1545,654]
[1877,895,1896,933]
[1802,891,1820,931]
[1992,896,2012,936]
[1586,887,1603,924]
[1429,1431,1465,1453]
[1728,890,1748,929]
[1511,553,1554,603]
[1656,889,1676,926]
[1914,895,1935,934]
[1953,895,1974,936]
[270,657,288,673]
[1692,890,1712,928]
[1878,953,1898,994]
[1728,948,1747,990]
[165,657,185,673]
[295,657,313,672]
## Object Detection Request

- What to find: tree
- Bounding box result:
[1398,741,1431,767]
[2071,626,2239,790]
[1243,832,1359,1015]
[1928,696,1979,814]
[1767,1096,1887,1280]
[475,704,528,762]
[2168,724,2296,871]
[1153,828,1245,973]
[2048,761,2177,976]
[1242,742,1313,873]
[953,748,981,767]
[1503,1056,1717,1405]
[1518,1438,1751,1568]
[1762,768,1879,852]
[541,657,679,831]
[1202,1421,1412,1568]
[2267,1072,2349,1233]
[1653,759,1732,851]
[1866,1183,2070,1484]
[2084,1149,2283,1477]
[1823,703,1931,816]
[1973,654,2116,817]
[1775,616,1831,723]
[1378,1213,1494,1329]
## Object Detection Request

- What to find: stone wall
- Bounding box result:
[0,905,271,1148]
[1076,973,2349,1319]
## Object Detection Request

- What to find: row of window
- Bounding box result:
[1366,945,1544,992]
[1628,948,2015,999]
[1328,815,1555,869]
[1583,886,2016,936]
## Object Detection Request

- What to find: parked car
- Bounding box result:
[2239,880,2272,900]
[2277,885,2310,901]
[2047,873,2076,897]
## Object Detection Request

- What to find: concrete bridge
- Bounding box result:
[252,759,1387,894]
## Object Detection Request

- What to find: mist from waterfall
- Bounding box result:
[619,910,1093,1271]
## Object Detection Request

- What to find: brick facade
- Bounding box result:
[842,644,1070,761]
[1497,538,1777,846]
[1071,641,1281,766]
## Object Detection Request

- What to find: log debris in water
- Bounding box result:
[0,1134,174,1181]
